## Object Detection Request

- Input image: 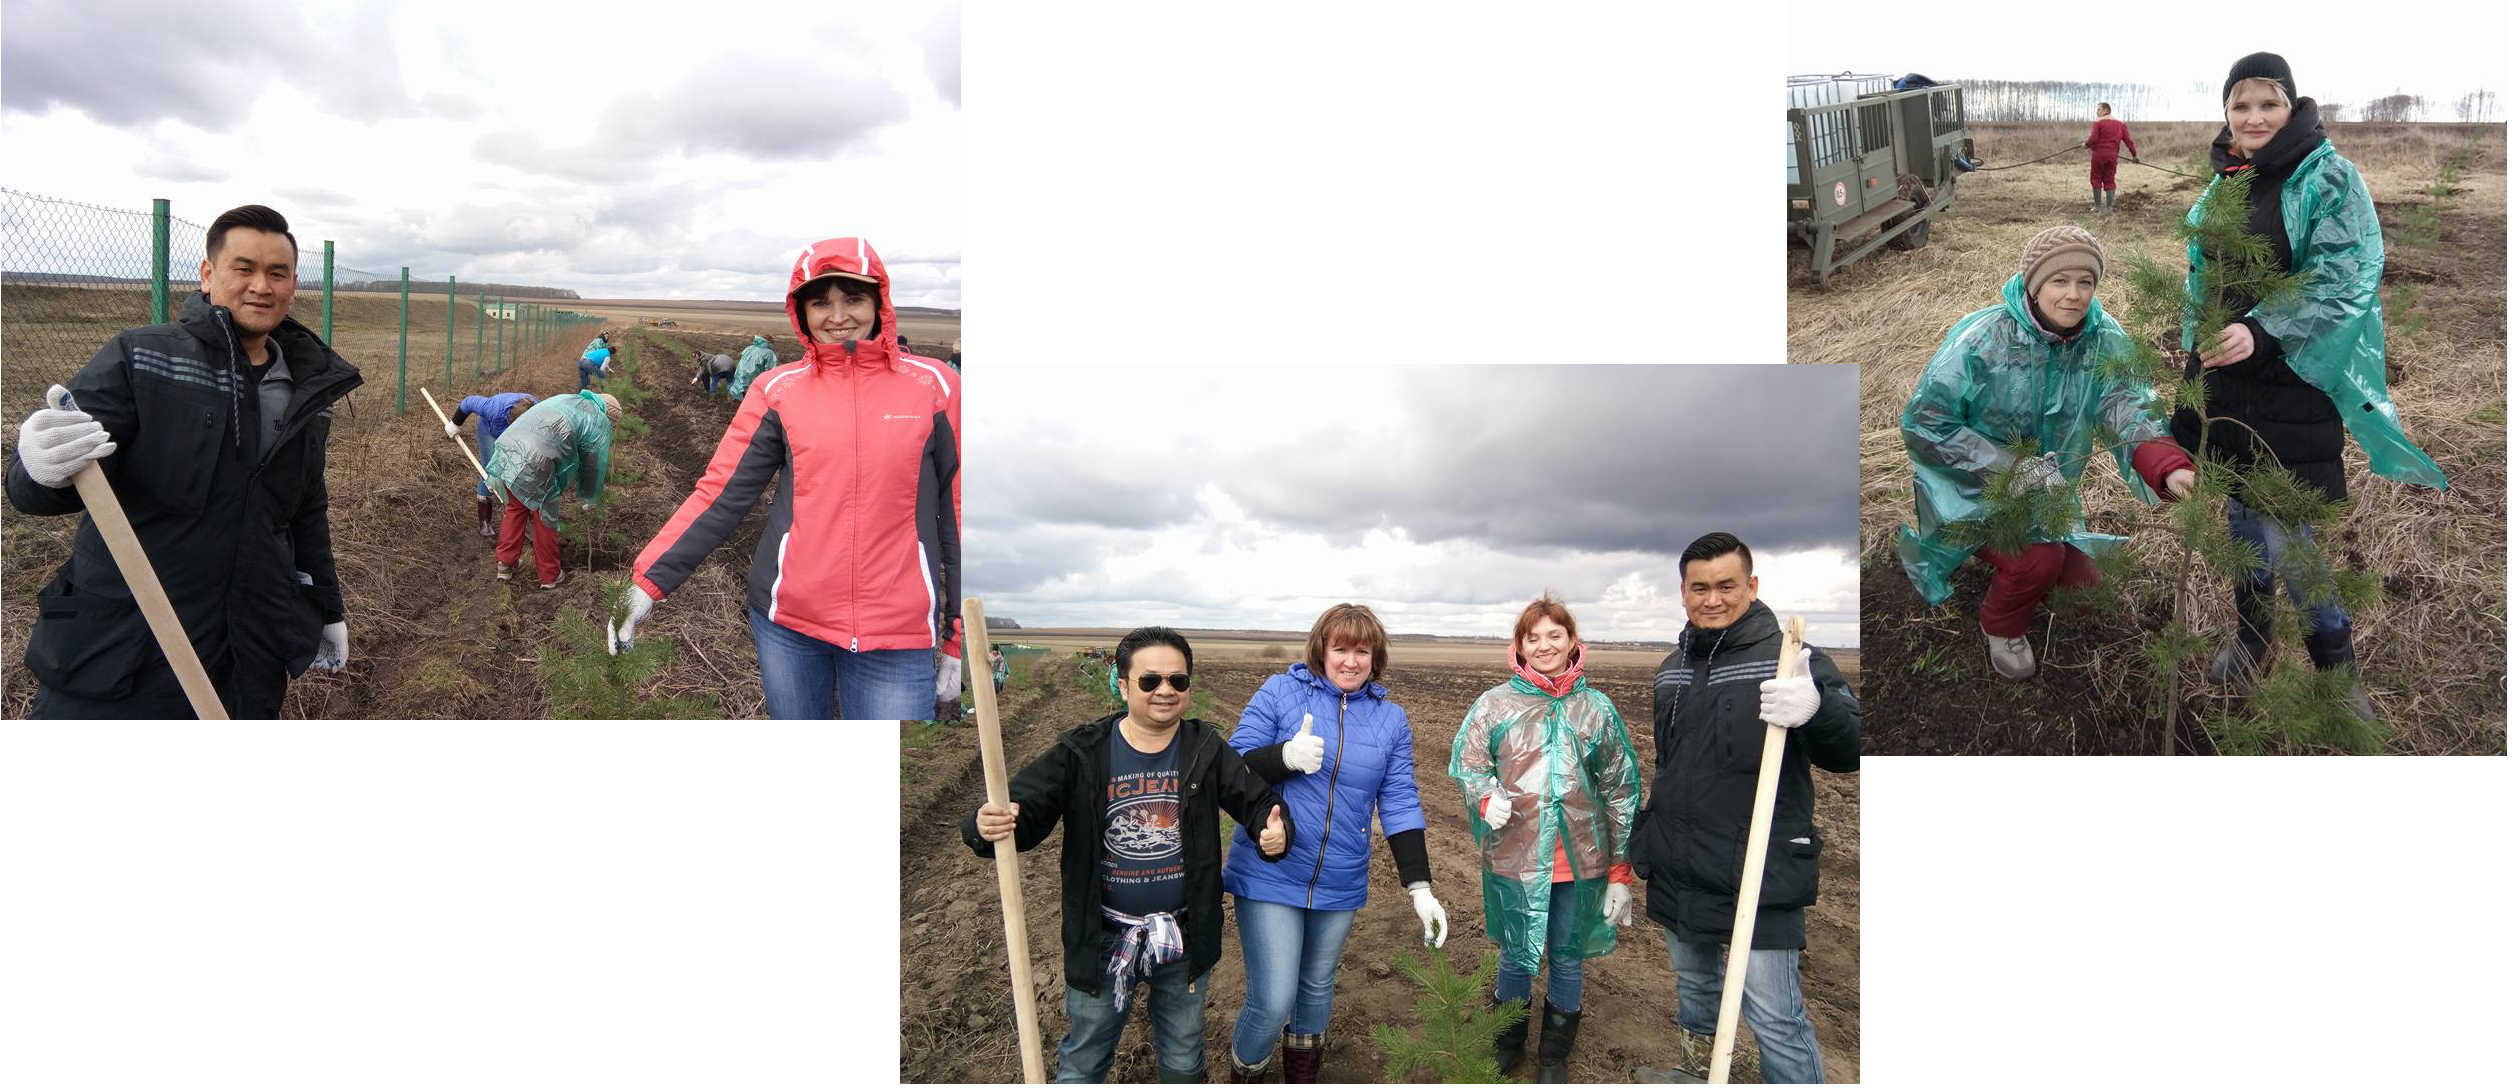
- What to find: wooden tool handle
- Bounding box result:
[418,388,493,485]
[964,598,1045,1084]
[1710,614,1806,1084]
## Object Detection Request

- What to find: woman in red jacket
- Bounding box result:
[613,238,962,720]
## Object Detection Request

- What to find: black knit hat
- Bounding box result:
[2223,52,2297,106]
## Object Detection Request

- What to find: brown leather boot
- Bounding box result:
[1281,1030,1322,1083]
[1226,1049,1270,1083]
[477,498,496,537]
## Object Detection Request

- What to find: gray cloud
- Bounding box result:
[1,3,421,129]
[923,5,961,107]
[135,152,231,184]
[591,55,909,163]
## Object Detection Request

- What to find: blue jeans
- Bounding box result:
[1057,932,1207,1082]
[1230,897,1358,1064]
[1666,932,1824,1085]
[747,609,936,720]
[475,429,497,499]
[2224,496,2348,636]
[1495,881,1585,1012]
[577,362,601,391]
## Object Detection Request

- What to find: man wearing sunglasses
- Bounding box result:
[966,626,1297,1083]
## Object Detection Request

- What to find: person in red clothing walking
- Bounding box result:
[2084,103,2139,212]
[610,237,962,720]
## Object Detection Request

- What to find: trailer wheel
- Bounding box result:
[1888,218,1931,251]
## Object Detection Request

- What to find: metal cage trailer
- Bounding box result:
[1788,81,1972,284]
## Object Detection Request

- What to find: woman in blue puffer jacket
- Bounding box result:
[1221,603,1450,1083]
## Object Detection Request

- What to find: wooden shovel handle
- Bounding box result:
[964,598,1045,1084]
[418,388,493,485]
[1710,614,1806,1084]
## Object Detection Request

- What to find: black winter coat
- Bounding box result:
[962,714,1293,996]
[2172,99,2346,501]
[6,294,362,712]
[1633,601,1859,950]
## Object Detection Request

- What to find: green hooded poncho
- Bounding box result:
[1448,657,1641,978]
[1896,275,2173,606]
[484,392,613,532]
[2182,141,2445,490]
[728,335,779,398]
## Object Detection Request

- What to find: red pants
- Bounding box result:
[2090,153,2119,190]
[1978,543,2097,637]
[496,500,562,585]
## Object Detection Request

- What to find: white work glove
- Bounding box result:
[609,586,657,655]
[1482,791,1512,830]
[2015,453,2065,493]
[312,621,349,671]
[16,385,117,489]
[1407,881,1448,948]
[1282,712,1325,773]
[937,652,964,703]
[443,421,460,439]
[1758,648,1820,729]
[1603,883,1634,927]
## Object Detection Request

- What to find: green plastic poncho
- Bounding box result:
[484,392,613,531]
[2183,141,2445,490]
[1896,275,2173,606]
[727,336,778,398]
[1448,661,1641,978]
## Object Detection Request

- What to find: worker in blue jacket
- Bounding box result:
[447,391,536,536]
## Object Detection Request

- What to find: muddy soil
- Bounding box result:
[901,655,1860,1083]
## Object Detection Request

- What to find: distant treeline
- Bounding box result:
[0,271,581,298]
[334,280,580,299]
[1955,79,2500,124]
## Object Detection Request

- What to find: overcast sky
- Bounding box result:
[972,365,1861,647]
[1788,0,2507,120]
[1,0,959,305]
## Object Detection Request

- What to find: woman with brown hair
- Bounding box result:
[1221,603,1446,1082]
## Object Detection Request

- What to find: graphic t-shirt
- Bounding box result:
[1101,728,1185,916]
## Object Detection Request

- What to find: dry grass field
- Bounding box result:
[1807,121,2506,754]
[560,295,961,349]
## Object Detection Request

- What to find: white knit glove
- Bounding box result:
[1282,712,1324,773]
[1408,882,1448,948]
[1758,648,1819,729]
[1603,883,1634,927]
[16,385,116,489]
[443,421,460,439]
[2016,453,2065,493]
[312,621,349,671]
[1482,791,1512,830]
[609,586,657,655]
[937,652,964,703]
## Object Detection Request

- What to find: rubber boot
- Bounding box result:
[2305,624,2380,726]
[477,498,496,537]
[1493,998,1530,1075]
[1281,1030,1322,1083]
[1155,1062,1204,1083]
[2208,578,2275,684]
[1534,1001,1581,1083]
[1225,1048,1271,1083]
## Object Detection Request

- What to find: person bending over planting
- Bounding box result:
[1451,593,1642,1083]
[1220,603,1449,1083]
[1897,225,2196,681]
[483,391,619,591]
[2169,52,2447,725]
[966,626,1295,1083]
[447,391,536,537]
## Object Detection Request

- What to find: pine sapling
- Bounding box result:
[1369,946,1527,1084]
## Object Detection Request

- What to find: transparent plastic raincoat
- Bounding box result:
[2183,141,2445,490]
[484,391,612,532]
[1896,274,2173,606]
[727,336,778,398]
[1448,646,1641,977]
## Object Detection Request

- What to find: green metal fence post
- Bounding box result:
[495,294,505,375]
[322,241,334,344]
[150,199,170,324]
[475,291,486,378]
[397,267,410,414]
[445,276,456,392]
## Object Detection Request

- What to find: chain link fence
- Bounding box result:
[3,188,605,416]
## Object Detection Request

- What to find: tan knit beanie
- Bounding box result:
[2018,226,2105,296]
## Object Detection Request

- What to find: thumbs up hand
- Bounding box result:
[1259,804,1288,856]
[1282,711,1325,773]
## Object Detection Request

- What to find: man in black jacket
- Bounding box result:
[1632,533,1858,1084]
[7,205,363,718]
[966,626,1294,1083]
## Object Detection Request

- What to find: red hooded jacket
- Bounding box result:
[631,238,962,655]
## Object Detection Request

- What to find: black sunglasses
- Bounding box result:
[1133,671,1192,693]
